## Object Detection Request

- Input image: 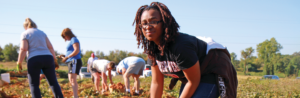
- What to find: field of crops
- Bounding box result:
[0,75,179,98]
[1,75,300,98]
[237,76,300,97]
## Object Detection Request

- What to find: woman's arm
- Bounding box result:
[121,68,126,75]
[108,70,113,84]
[117,67,120,74]
[150,65,164,98]
[17,40,28,64]
[179,61,201,98]
[89,62,94,72]
[45,37,56,59]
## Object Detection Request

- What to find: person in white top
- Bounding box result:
[89,59,115,93]
[87,53,98,72]
[16,18,63,98]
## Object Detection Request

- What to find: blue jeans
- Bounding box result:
[179,82,219,98]
[27,55,63,98]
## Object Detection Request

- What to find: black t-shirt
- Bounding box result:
[152,33,216,83]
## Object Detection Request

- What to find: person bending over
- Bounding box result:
[90,59,115,93]
[132,2,238,98]
[117,56,145,95]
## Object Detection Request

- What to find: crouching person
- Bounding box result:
[117,56,145,95]
[90,59,115,93]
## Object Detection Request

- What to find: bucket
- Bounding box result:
[1,73,10,83]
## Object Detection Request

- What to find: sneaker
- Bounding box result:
[95,91,100,94]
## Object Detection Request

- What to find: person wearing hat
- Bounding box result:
[87,53,98,72]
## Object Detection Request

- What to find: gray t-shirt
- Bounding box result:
[20,28,52,60]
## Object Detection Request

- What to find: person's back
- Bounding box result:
[21,28,51,59]
[118,56,145,95]
[17,18,63,98]
[92,59,110,72]
[122,56,145,66]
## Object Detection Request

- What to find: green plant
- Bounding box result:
[55,70,68,78]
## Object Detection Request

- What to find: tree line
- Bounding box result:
[231,37,300,77]
[0,43,147,67]
[1,37,299,77]
[79,50,148,66]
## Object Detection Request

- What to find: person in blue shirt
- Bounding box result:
[117,56,145,95]
[61,28,82,98]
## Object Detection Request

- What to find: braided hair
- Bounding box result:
[133,2,180,65]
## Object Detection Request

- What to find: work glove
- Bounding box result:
[57,55,65,59]
[54,58,59,70]
[16,62,23,74]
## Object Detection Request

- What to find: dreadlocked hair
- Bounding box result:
[132,2,180,65]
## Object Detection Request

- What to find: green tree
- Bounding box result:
[106,50,129,64]
[292,51,300,56]
[247,56,262,72]
[2,43,19,62]
[288,56,300,77]
[230,52,239,68]
[257,37,282,75]
[95,50,105,59]
[285,64,293,77]
[0,46,4,61]
[241,47,254,74]
[271,53,282,73]
[136,53,148,62]
[279,55,291,76]
[105,50,147,64]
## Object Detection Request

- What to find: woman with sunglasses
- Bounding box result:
[61,28,82,98]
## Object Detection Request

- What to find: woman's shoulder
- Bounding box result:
[22,28,35,34]
[172,33,203,47]
[71,37,80,42]
[170,32,207,52]
[71,37,77,40]
[175,33,198,43]
[21,28,46,37]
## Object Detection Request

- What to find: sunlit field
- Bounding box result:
[1,75,300,97]
[1,61,300,97]
[1,75,179,98]
[237,76,300,97]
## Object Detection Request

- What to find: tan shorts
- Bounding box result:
[126,61,145,75]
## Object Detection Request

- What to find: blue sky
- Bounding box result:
[0,0,299,59]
